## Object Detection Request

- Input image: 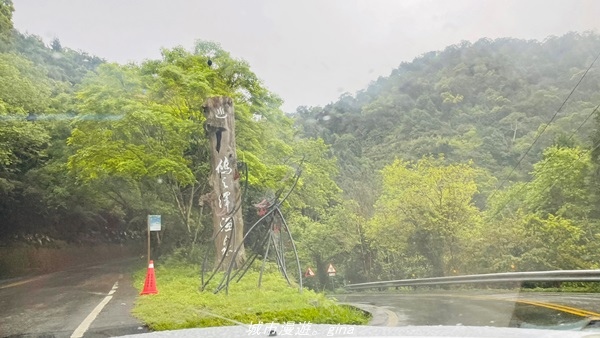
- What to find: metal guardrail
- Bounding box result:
[345,270,600,290]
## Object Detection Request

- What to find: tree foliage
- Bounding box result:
[0,0,14,48]
[3,2,600,289]
[367,157,481,278]
[292,32,600,282]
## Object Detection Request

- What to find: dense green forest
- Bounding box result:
[2,0,600,288]
[294,32,600,283]
[0,1,340,286]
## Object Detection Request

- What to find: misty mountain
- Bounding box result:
[293,32,600,207]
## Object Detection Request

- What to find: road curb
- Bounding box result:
[342,302,399,326]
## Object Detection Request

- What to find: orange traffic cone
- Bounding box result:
[140,260,158,295]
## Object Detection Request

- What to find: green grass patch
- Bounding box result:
[132,262,370,331]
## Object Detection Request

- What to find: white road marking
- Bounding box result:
[70,281,119,338]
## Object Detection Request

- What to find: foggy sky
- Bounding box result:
[12,0,600,113]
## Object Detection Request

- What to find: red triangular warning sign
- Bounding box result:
[305,267,315,277]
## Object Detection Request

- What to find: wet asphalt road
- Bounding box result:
[0,257,148,338]
[2,260,600,337]
[337,290,600,330]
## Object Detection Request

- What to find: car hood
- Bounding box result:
[115,324,600,338]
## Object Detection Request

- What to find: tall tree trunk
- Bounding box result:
[315,254,328,291]
[203,96,245,270]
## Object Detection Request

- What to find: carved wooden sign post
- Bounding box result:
[201,97,302,295]
[203,96,245,270]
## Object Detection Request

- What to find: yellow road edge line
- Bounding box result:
[516,300,591,317]
[0,275,47,289]
[549,303,600,317]
[409,293,600,318]
[517,299,600,317]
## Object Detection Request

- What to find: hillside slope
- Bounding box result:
[294,32,600,208]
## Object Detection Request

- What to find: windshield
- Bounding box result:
[1,1,600,337]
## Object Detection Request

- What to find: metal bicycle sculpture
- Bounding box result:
[200,163,304,295]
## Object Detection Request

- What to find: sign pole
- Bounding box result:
[147,221,151,264]
[147,215,162,265]
[327,263,337,291]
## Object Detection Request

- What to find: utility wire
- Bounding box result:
[488,50,600,201]
[490,104,600,218]
[491,129,600,219]
[524,141,600,213]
